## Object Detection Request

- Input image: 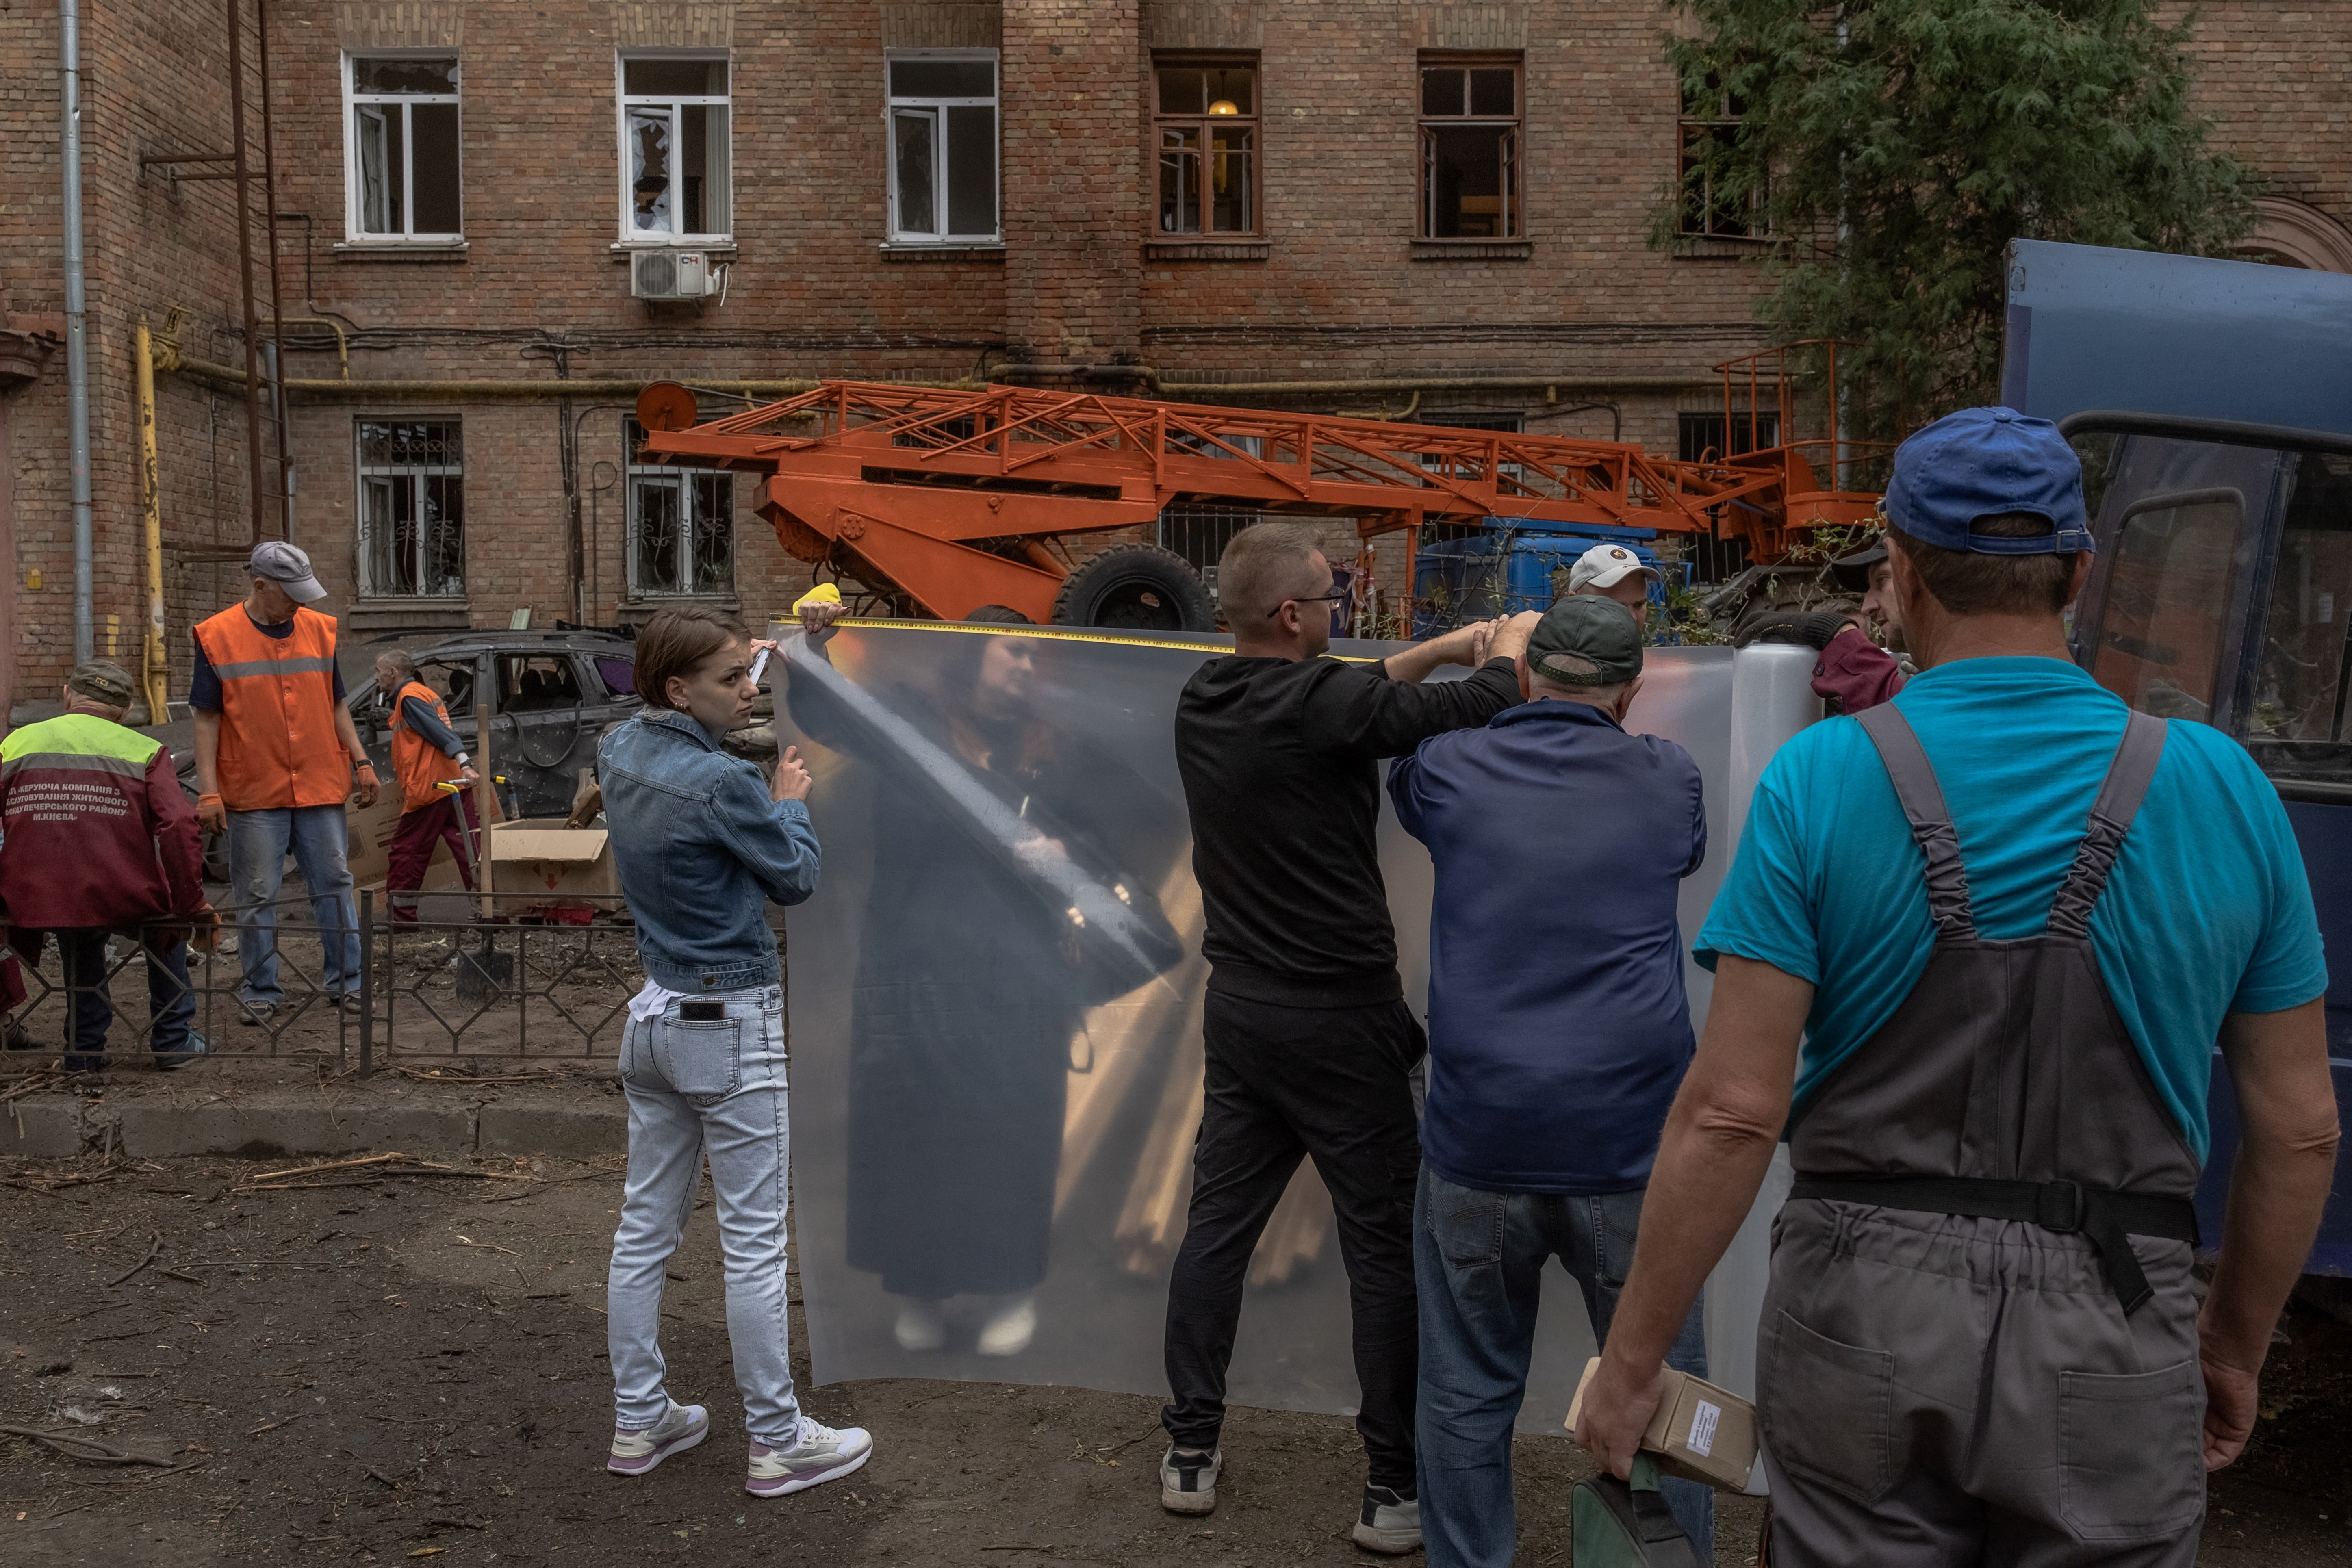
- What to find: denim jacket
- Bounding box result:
[598,708,820,993]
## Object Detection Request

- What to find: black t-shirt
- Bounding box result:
[1174,653,1521,1007]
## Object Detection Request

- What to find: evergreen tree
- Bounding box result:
[1661,0,2253,439]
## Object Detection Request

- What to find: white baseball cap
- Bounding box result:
[1567,543,1664,593]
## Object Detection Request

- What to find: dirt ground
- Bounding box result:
[1,1149,2346,1568]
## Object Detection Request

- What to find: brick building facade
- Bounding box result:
[1,0,2345,710]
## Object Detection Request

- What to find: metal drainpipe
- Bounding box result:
[61,0,94,662]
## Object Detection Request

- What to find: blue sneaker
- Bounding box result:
[154,1032,210,1072]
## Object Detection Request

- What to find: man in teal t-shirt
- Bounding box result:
[1572,408,2341,1568]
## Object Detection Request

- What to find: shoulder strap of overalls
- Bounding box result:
[2046,711,2168,939]
[1855,703,1977,940]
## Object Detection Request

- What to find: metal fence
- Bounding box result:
[0,889,692,1077]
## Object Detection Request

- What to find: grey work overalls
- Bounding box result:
[1756,705,2207,1568]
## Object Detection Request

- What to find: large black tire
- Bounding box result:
[1050,543,1216,633]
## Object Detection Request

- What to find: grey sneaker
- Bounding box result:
[608,1399,708,1475]
[1353,1484,1421,1554]
[235,1000,276,1028]
[154,1032,210,1072]
[745,1418,872,1497]
[1160,1446,1220,1514]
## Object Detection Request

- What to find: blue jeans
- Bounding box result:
[610,984,801,1444]
[226,805,360,1006]
[1415,1167,1714,1567]
[47,927,195,1072]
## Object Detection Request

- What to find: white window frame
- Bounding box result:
[624,417,737,600]
[616,49,733,245]
[884,48,1002,246]
[340,51,463,245]
[356,419,467,601]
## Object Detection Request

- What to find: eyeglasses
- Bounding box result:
[1265,592,1349,619]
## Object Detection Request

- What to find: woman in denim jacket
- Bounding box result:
[595,604,871,1499]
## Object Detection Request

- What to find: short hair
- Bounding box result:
[1526,653,1628,705]
[634,605,750,710]
[1216,522,1325,625]
[1888,512,2078,618]
[376,649,418,685]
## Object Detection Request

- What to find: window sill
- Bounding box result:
[1669,235,1775,259]
[879,241,1006,262]
[1410,239,1533,260]
[1145,240,1271,261]
[334,240,470,261]
[617,595,741,622]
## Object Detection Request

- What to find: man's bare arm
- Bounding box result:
[1572,955,1813,1478]
[193,709,221,797]
[2200,998,2339,1470]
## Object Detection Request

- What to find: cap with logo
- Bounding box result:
[247,540,328,603]
[1526,593,1644,689]
[1884,406,2091,555]
[67,659,137,708]
[1567,542,1664,593]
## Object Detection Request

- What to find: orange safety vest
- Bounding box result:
[389,680,467,811]
[193,603,350,811]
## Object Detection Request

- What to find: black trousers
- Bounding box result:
[1161,990,1426,1490]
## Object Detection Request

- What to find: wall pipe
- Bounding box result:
[163,360,1722,404]
[134,317,169,724]
[61,0,94,662]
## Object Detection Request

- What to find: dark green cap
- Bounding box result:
[67,660,138,707]
[1527,594,1643,687]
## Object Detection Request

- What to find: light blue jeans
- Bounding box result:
[226,804,361,1006]
[610,983,801,1444]
[1415,1167,1714,1567]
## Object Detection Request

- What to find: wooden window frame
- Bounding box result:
[1678,85,1765,240]
[1416,53,1522,241]
[1150,55,1262,239]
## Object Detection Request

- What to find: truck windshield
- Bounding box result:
[2073,429,2352,789]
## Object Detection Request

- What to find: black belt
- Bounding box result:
[1787,1175,2200,1314]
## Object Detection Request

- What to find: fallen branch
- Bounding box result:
[106,1234,161,1288]
[74,1457,206,1486]
[248,1412,307,1436]
[244,1153,410,1183]
[0,1425,177,1466]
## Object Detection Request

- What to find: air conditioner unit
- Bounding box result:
[630,249,722,302]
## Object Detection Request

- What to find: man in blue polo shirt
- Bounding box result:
[1390,594,1713,1565]
[1575,409,2340,1567]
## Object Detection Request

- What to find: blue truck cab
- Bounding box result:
[2004,238,2352,1274]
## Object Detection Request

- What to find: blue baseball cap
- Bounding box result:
[1884,406,2092,556]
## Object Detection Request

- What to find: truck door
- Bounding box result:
[2070,422,2352,1277]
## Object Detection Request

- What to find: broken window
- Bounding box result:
[345,56,462,241]
[1679,83,1763,238]
[1154,60,1258,235]
[625,416,736,598]
[356,420,465,599]
[620,54,731,239]
[1419,57,1520,239]
[886,52,999,243]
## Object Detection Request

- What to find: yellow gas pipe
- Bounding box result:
[133,314,169,725]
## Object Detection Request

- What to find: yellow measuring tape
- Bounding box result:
[770,612,1386,664]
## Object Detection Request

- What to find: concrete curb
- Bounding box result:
[4,1084,627,1161]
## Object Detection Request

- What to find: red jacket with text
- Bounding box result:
[0,712,205,930]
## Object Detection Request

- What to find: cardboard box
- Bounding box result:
[488,819,620,904]
[1567,1358,1759,1492]
[346,781,501,893]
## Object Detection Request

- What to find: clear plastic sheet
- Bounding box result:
[775,625,1819,1436]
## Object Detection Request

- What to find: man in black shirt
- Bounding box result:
[1161,523,1537,1553]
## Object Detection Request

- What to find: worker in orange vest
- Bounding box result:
[375,648,482,923]
[190,542,380,1027]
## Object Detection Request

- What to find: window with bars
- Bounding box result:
[625,417,736,598]
[620,55,731,240]
[1154,60,1258,235]
[357,420,466,599]
[1678,411,1780,462]
[1158,506,1260,589]
[1419,57,1520,239]
[1679,84,1762,239]
[887,52,1000,243]
[345,56,462,241]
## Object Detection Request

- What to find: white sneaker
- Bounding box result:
[894,1299,946,1352]
[975,1295,1037,1357]
[607,1399,708,1475]
[746,1418,873,1497]
[1160,1446,1221,1514]
[1353,1484,1421,1554]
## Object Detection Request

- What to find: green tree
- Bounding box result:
[1661,0,2254,439]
